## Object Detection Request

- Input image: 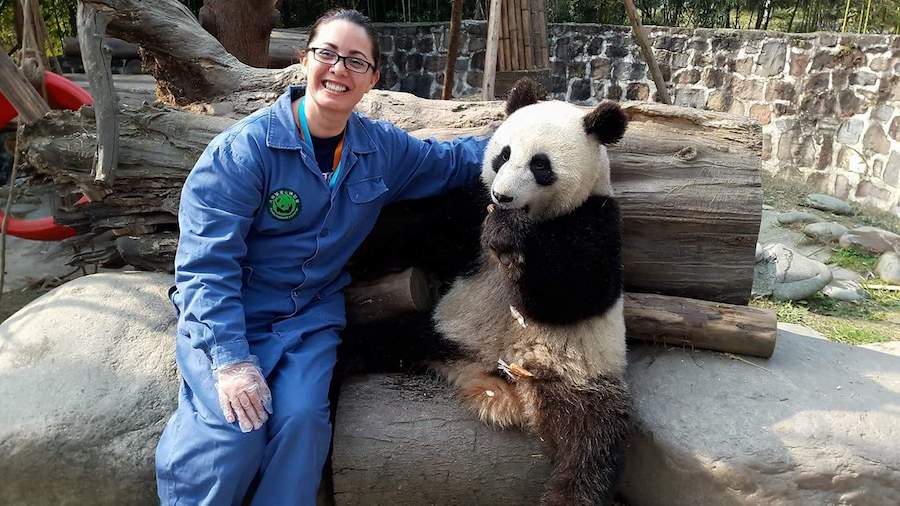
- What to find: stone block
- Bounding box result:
[850,71,878,86]
[733,77,765,100]
[710,36,741,52]
[817,135,834,170]
[700,68,724,88]
[734,57,754,76]
[705,90,730,112]
[399,73,431,97]
[568,62,586,79]
[838,89,863,117]
[835,46,865,68]
[416,36,434,54]
[569,78,592,101]
[765,81,796,102]
[834,175,851,199]
[773,102,796,116]
[757,40,787,76]
[470,50,485,70]
[803,71,830,93]
[837,119,864,144]
[800,91,837,117]
[818,33,839,47]
[590,57,611,79]
[395,35,413,51]
[729,98,746,115]
[688,38,709,51]
[872,105,894,123]
[789,52,809,77]
[762,133,771,160]
[652,36,685,52]
[690,51,712,66]
[625,83,650,101]
[587,36,604,55]
[606,83,622,100]
[863,124,891,155]
[809,50,834,71]
[465,69,483,88]
[671,51,691,69]
[749,104,772,125]
[674,88,706,109]
[891,117,900,141]
[870,57,888,71]
[424,54,447,73]
[855,181,893,203]
[675,68,701,85]
[406,53,424,73]
[466,34,485,52]
[379,36,394,53]
[832,68,850,90]
[606,44,628,58]
[379,67,399,89]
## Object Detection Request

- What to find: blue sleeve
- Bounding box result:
[381,123,490,202]
[175,137,263,369]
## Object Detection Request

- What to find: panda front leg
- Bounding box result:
[433,360,527,429]
[532,376,632,506]
[481,205,531,283]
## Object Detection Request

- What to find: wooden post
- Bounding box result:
[0,52,50,124]
[622,0,671,104]
[77,1,119,184]
[482,0,502,100]
[441,0,463,100]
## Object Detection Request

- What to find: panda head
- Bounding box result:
[482,79,628,220]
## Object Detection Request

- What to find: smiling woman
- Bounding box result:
[153,8,491,506]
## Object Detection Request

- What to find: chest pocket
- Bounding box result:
[345,176,389,204]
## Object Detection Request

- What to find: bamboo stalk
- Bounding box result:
[622,0,671,104]
[482,0,502,99]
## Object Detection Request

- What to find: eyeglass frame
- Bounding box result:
[306,47,376,74]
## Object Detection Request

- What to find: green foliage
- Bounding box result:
[0,0,77,55]
[829,247,881,274]
[752,285,900,345]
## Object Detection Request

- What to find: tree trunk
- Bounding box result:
[19,94,762,305]
[198,0,279,68]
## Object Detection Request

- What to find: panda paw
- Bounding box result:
[482,207,530,279]
[460,373,526,428]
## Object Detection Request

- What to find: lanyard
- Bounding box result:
[297,97,344,188]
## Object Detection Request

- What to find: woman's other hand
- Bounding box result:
[213,356,274,432]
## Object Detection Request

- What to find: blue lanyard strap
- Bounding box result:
[298,97,344,189]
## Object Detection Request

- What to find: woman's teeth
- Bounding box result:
[324,81,348,93]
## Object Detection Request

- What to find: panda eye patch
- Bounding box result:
[529,154,557,186]
[492,146,511,172]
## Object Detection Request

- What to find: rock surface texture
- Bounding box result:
[802,193,854,216]
[0,272,178,506]
[622,324,900,506]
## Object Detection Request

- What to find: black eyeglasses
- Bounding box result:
[307,47,375,74]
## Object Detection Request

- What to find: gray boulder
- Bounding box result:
[802,193,854,215]
[622,324,900,506]
[764,244,833,300]
[803,221,848,243]
[830,266,864,283]
[0,272,178,505]
[822,279,867,301]
[877,252,900,283]
[777,211,823,226]
[839,226,900,255]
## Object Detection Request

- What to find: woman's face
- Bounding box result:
[303,19,380,116]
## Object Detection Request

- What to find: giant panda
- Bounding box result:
[432,78,631,506]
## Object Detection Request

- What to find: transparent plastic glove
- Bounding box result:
[213,356,273,432]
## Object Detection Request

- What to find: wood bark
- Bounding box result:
[332,373,551,505]
[19,95,761,305]
[198,0,279,68]
[482,0,502,100]
[76,1,119,184]
[442,0,464,100]
[0,51,50,124]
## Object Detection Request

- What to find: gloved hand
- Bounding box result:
[213,356,273,432]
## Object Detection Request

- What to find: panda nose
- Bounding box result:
[492,191,513,203]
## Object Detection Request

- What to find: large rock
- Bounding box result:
[877,252,900,283]
[839,226,900,255]
[802,193,854,215]
[803,221,848,243]
[622,324,900,506]
[0,272,177,505]
[777,211,823,226]
[764,244,833,300]
[822,279,867,301]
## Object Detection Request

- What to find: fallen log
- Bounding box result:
[19,96,761,304]
[332,373,551,506]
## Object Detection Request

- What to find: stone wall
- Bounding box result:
[372,21,900,212]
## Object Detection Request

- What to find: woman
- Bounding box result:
[155,9,489,505]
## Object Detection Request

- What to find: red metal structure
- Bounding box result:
[1,71,92,240]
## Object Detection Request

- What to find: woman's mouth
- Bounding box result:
[323,80,349,93]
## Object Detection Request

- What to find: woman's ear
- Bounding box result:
[369,69,381,90]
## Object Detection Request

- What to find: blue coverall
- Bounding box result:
[155,85,488,505]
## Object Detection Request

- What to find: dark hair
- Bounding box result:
[307,9,381,70]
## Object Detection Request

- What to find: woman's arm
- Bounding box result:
[175,136,263,369]
[376,121,490,202]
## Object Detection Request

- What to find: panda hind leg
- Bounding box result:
[533,376,632,506]
[433,360,527,429]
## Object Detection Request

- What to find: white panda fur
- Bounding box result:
[432,79,631,506]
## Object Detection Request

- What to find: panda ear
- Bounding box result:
[505,78,545,116]
[583,101,628,145]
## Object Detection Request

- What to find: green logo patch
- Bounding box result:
[267,188,301,220]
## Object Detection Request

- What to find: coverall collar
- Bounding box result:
[265,85,376,155]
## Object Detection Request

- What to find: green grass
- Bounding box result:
[828,247,881,275]
[752,286,900,345]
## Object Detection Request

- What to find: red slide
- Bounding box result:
[1,71,93,241]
